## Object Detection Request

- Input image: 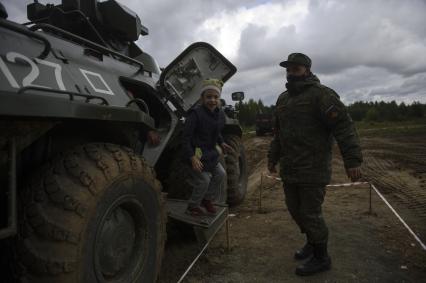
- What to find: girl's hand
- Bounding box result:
[191,156,204,172]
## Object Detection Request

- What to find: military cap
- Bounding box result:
[279,53,312,68]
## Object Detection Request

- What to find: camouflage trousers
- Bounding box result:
[283,183,329,244]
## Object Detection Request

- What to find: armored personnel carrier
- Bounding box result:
[255,113,274,136]
[0,1,248,281]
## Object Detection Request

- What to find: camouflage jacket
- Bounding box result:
[267,74,363,184]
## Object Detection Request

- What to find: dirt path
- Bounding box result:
[179,134,426,283]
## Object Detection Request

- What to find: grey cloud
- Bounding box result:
[231,0,426,105]
[235,0,426,76]
[2,0,34,23]
[329,69,426,104]
[237,23,298,71]
[301,0,426,76]
[369,72,426,99]
[223,65,286,106]
[3,0,426,105]
[131,0,261,66]
[226,63,426,108]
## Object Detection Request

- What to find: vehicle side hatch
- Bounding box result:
[159,42,236,115]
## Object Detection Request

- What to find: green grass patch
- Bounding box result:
[357,123,426,138]
[355,118,426,130]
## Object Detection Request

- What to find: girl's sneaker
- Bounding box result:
[201,199,217,214]
[186,206,205,217]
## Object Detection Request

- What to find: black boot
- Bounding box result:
[295,243,331,276]
[294,242,314,260]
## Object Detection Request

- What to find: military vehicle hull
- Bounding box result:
[0,1,248,281]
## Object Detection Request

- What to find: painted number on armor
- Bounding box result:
[0,51,65,90]
[0,51,114,96]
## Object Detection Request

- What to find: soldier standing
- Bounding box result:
[268,53,363,276]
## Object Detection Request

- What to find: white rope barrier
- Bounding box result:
[176,211,230,282]
[261,173,426,251]
[326,181,370,187]
[263,174,369,188]
[177,235,214,283]
[370,184,426,251]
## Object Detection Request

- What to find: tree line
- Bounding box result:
[348,101,425,122]
[235,99,274,126]
[234,99,426,126]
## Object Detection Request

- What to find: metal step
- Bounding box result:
[166,198,228,246]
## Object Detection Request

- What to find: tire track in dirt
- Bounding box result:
[361,135,426,237]
[243,133,426,237]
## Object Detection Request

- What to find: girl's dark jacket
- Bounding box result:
[182,105,225,172]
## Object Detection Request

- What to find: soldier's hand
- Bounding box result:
[346,166,362,182]
[268,162,277,174]
[191,156,204,172]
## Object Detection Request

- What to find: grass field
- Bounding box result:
[355,119,426,137]
[355,118,426,129]
[242,118,426,135]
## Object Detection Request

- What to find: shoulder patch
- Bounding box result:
[325,105,339,120]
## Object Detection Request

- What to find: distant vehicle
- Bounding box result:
[255,113,274,136]
[221,91,243,119]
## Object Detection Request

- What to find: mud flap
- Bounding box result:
[166,198,228,246]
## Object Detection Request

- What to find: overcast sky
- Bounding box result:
[3,0,426,105]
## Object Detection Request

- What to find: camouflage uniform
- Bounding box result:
[268,57,363,245]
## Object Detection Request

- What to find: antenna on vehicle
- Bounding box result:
[0,2,8,19]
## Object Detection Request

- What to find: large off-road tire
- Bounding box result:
[165,154,227,205]
[18,143,166,283]
[224,135,248,206]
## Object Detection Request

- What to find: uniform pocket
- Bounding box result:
[280,145,314,170]
[291,102,313,121]
[291,147,314,169]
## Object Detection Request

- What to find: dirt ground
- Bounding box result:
[162,131,426,283]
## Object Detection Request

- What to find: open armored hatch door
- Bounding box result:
[159,42,237,114]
